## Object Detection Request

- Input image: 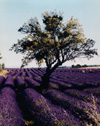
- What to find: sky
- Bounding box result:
[0,0,100,68]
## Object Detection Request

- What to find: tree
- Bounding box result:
[0,53,2,59]
[2,63,5,69]
[10,10,98,91]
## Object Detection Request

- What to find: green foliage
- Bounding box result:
[10,10,97,69]
[0,64,2,69]
[0,53,2,59]
[2,63,5,69]
[72,64,88,68]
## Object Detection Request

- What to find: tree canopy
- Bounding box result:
[10,10,98,90]
[10,11,97,69]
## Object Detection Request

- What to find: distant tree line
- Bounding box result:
[0,53,4,70]
[0,63,5,69]
[72,64,88,68]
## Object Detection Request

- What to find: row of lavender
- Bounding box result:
[0,76,25,125]
[0,72,84,126]
[0,67,100,125]
[3,67,100,91]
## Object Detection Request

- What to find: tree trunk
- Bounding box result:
[40,72,51,90]
[38,63,61,93]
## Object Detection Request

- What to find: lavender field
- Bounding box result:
[0,67,100,126]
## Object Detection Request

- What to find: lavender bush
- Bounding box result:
[43,89,100,125]
[0,76,5,86]
[21,88,84,126]
[0,87,25,126]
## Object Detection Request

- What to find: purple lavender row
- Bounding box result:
[20,71,27,77]
[50,75,83,87]
[8,70,17,76]
[25,77,40,87]
[56,75,100,88]
[25,71,33,78]
[83,87,100,96]
[28,70,38,77]
[64,89,100,105]
[52,68,100,82]
[50,78,72,90]
[13,72,22,77]
[0,87,25,126]
[29,68,43,77]
[25,76,60,90]
[43,89,100,124]
[15,76,28,89]
[4,73,40,89]
[4,75,15,87]
[4,75,28,90]
[53,71,100,83]
[30,68,43,76]
[51,72,100,88]
[50,76,73,86]
[0,76,5,86]
[49,82,59,90]
[21,88,84,126]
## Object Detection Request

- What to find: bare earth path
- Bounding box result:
[80,66,100,69]
[0,69,8,78]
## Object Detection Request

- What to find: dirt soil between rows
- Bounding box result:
[0,70,8,78]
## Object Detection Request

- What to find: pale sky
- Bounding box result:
[0,0,100,68]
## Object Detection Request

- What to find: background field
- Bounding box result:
[0,67,100,126]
